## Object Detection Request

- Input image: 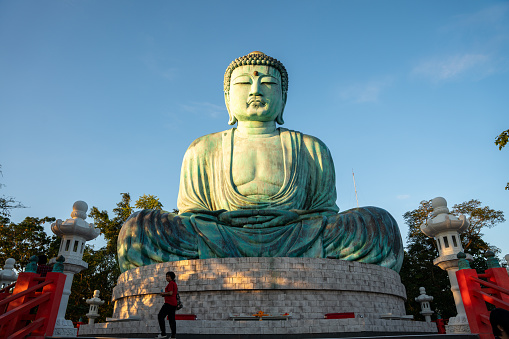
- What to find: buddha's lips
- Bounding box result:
[247,97,266,105]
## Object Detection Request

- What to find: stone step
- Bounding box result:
[60,333,480,339]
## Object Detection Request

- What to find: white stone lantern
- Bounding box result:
[420,197,471,334]
[415,287,434,322]
[86,290,105,324]
[0,258,18,288]
[50,200,100,336]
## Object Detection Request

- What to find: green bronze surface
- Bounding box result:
[117,52,404,273]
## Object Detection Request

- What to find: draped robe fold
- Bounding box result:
[118,128,404,273]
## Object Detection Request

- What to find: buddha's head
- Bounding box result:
[224,51,288,125]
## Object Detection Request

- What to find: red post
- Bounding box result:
[0,271,66,339]
[76,319,85,335]
[433,318,446,334]
[28,272,66,337]
[456,268,494,339]
[1,272,40,336]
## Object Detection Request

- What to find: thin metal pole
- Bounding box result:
[352,169,359,208]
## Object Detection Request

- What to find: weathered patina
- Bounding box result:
[117,52,404,273]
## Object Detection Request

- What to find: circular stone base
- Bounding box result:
[79,258,437,336]
[112,257,407,321]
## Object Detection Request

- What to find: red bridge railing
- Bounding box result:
[456,251,509,339]
[0,271,66,339]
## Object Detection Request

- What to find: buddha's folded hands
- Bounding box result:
[218,209,299,228]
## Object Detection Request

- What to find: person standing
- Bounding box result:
[36,255,52,277]
[157,271,177,339]
[491,308,509,339]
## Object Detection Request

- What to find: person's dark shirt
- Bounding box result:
[37,264,52,277]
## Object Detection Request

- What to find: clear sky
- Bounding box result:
[1,1,508,258]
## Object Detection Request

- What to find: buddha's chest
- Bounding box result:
[231,136,284,197]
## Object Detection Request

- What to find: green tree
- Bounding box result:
[0,216,59,271]
[0,164,26,224]
[135,194,163,210]
[495,129,509,190]
[400,199,504,321]
[453,199,505,269]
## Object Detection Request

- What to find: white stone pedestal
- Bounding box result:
[52,318,77,336]
[80,258,437,336]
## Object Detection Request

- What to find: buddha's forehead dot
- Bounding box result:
[232,65,280,79]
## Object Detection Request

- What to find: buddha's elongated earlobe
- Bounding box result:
[275,92,287,125]
[225,91,237,125]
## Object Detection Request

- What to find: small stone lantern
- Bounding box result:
[420,197,471,334]
[415,287,434,322]
[50,201,100,336]
[0,258,18,288]
[86,290,105,324]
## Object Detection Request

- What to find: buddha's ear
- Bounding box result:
[224,91,237,125]
[276,92,287,125]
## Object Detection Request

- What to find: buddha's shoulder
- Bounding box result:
[283,128,330,151]
[186,130,229,152]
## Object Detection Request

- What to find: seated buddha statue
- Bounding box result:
[117,51,404,273]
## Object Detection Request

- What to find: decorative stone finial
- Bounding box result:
[420,197,469,238]
[484,251,501,268]
[51,201,100,241]
[224,51,289,94]
[52,255,65,273]
[0,258,18,287]
[431,197,449,216]
[4,258,15,270]
[26,255,38,273]
[71,200,88,220]
[457,252,471,270]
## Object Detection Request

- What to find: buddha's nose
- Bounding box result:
[249,80,262,97]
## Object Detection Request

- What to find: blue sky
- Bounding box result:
[1,1,508,258]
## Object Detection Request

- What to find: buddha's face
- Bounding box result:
[226,65,285,124]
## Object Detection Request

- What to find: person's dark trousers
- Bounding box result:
[158,303,177,337]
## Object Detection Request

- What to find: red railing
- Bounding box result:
[0,282,16,309]
[456,255,509,339]
[0,272,66,339]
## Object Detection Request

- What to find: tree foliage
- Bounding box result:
[0,216,60,271]
[400,199,505,321]
[135,194,163,210]
[495,129,509,190]
[0,164,26,224]
[495,129,509,151]
[0,167,168,322]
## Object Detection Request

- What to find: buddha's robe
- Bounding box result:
[117,128,404,273]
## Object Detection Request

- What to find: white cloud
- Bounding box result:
[412,4,509,83]
[412,54,490,82]
[397,195,410,200]
[180,102,225,119]
[339,78,392,103]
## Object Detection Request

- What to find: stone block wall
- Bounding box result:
[112,257,407,321]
